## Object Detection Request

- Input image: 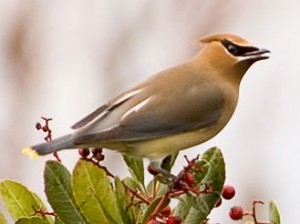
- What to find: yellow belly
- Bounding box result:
[101,126,221,160]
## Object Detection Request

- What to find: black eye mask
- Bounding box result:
[221,39,259,57]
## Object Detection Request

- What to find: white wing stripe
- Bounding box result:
[113,88,143,106]
[121,97,152,121]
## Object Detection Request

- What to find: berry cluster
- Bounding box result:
[142,155,216,224]
[78,148,114,177]
[35,117,53,142]
[214,185,271,223]
[35,116,61,162]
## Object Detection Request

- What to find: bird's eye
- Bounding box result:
[221,40,241,56]
[227,44,239,55]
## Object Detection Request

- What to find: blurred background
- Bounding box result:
[0,0,299,223]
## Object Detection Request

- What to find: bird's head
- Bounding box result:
[195,33,270,82]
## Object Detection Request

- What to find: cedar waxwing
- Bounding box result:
[23,33,269,173]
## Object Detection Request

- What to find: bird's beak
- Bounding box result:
[244,48,271,61]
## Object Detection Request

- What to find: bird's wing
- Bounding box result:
[71,88,143,130]
[73,73,226,144]
[71,105,109,129]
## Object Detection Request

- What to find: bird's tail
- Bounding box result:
[22,134,74,158]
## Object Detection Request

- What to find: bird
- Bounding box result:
[22,33,270,175]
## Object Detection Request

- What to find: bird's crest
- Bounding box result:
[198,33,251,46]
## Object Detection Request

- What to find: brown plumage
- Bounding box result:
[23,33,270,165]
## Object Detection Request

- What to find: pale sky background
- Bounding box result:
[0,0,299,223]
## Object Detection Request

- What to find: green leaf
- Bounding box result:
[173,147,225,224]
[0,211,7,224]
[115,177,135,224]
[193,160,209,184]
[146,179,168,199]
[0,180,53,223]
[16,217,44,224]
[31,193,54,224]
[54,217,65,224]
[122,177,140,191]
[123,155,144,186]
[269,200,281,224]
[72,159,122,224]
[44,160,86,223]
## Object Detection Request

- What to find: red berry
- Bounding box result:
[215,197,222,207]
[166,216,181,224]
[78,148,90,158]
[183,173,195,187]
[42,126,48,132]
[161,205,171,217]
[92,148,103,155]
[92,148,104,161]
[147,165,160,176]
[229,206,244,220]
[35,122,42,130]
[222,185,236,200]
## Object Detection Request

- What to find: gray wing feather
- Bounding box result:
[71,89,139,130]
[73,81,225,144]
[71,105,109,129]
